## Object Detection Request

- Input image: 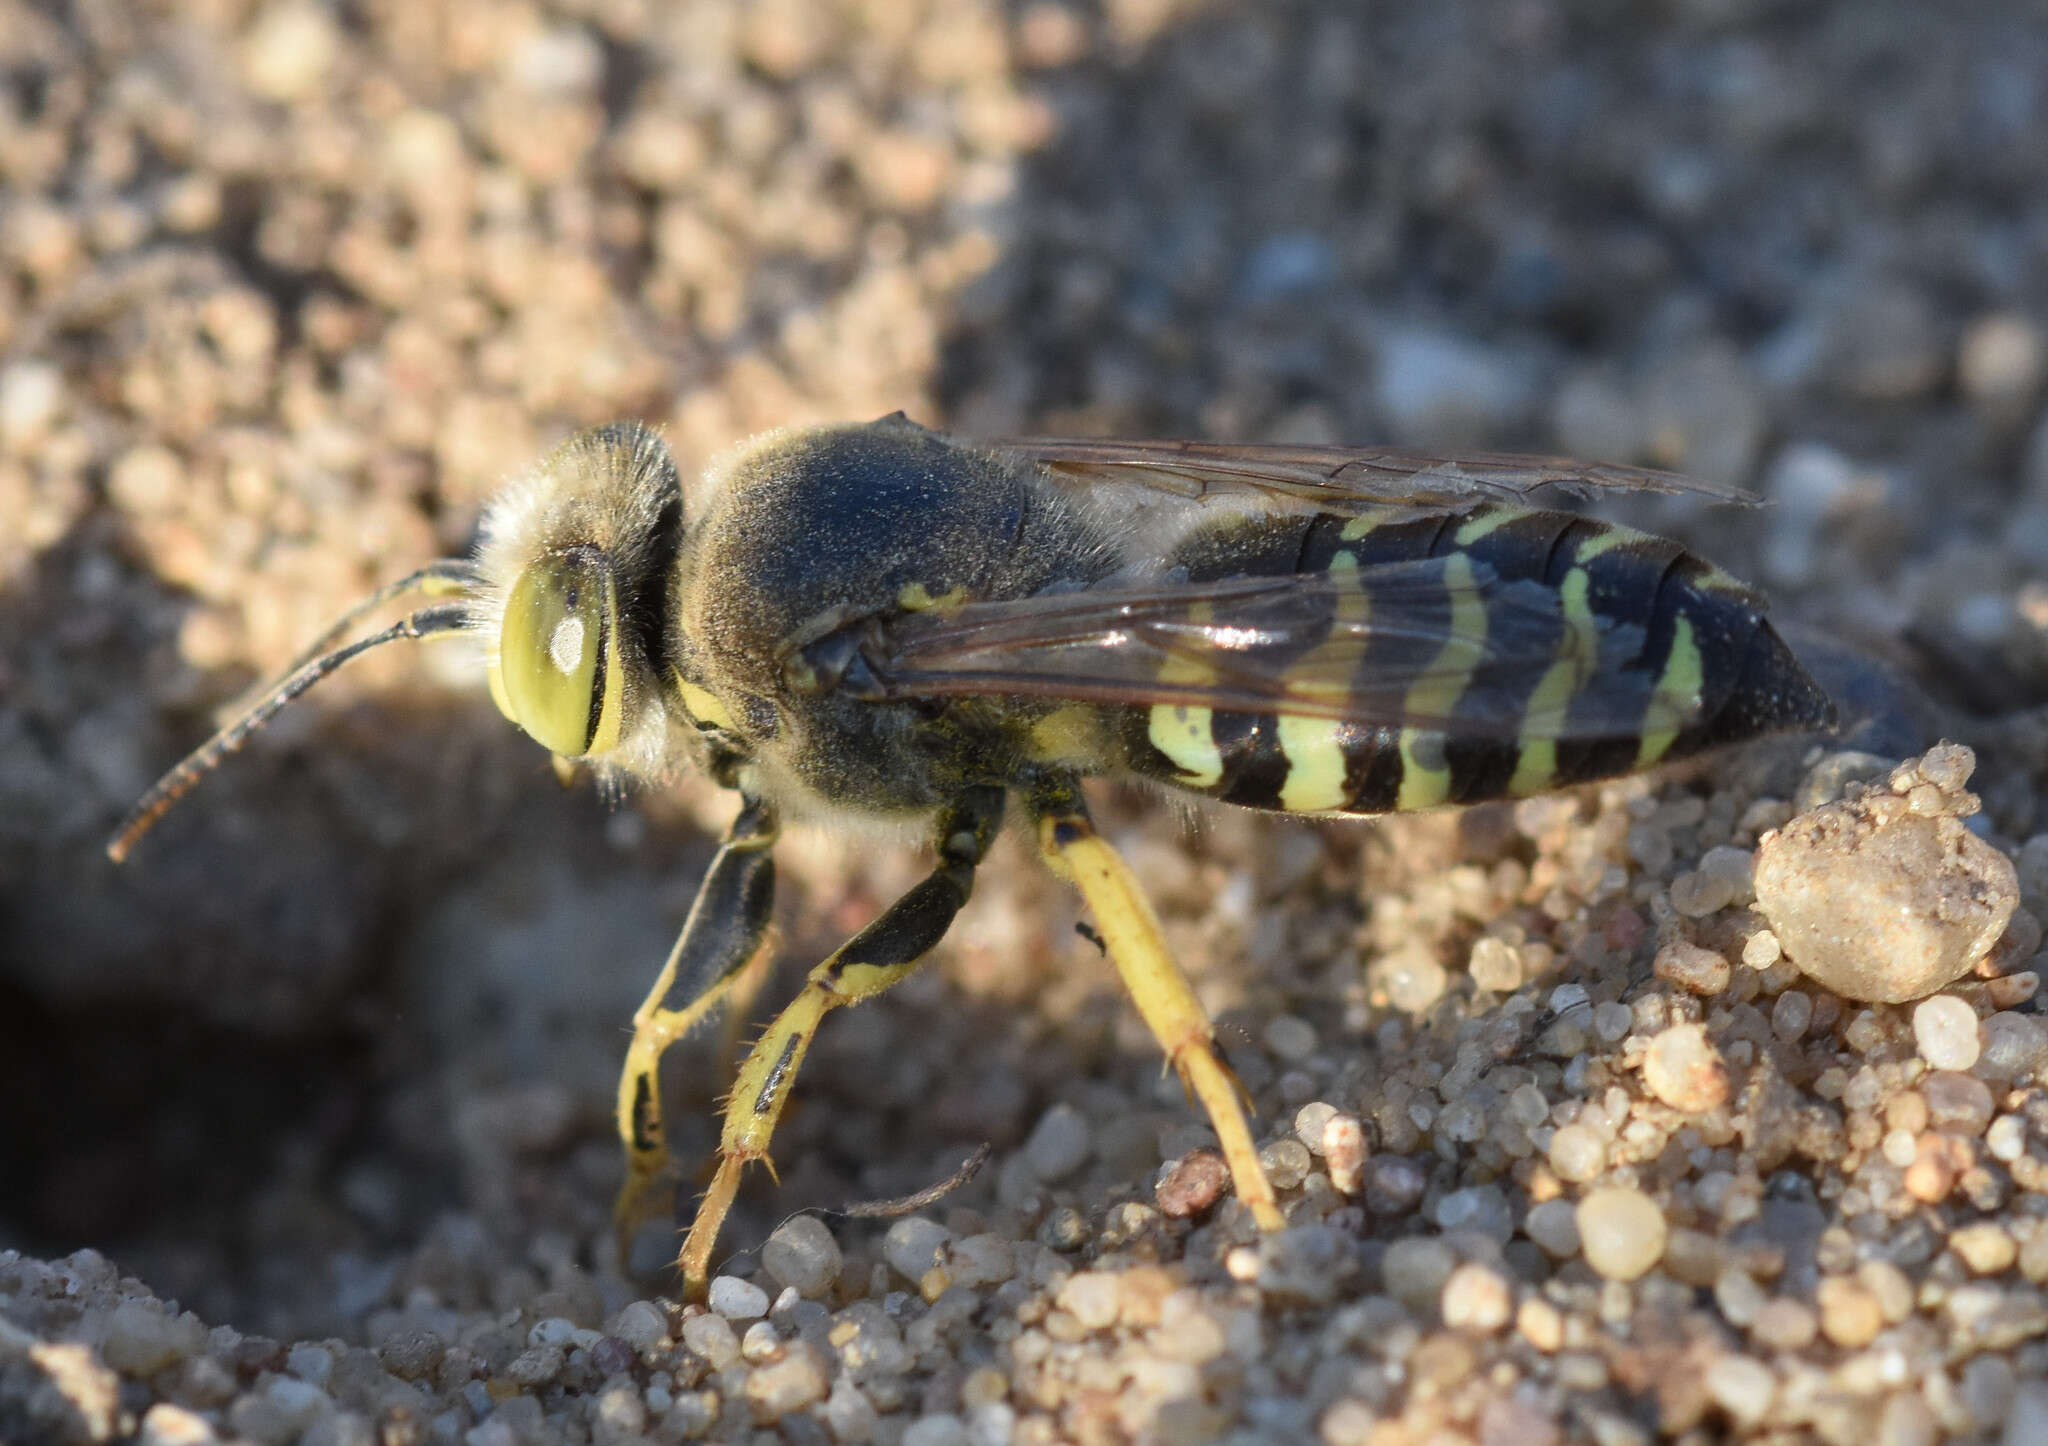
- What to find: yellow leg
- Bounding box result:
[614,795,779,1266]
[676,788,1005,1296]
[1032,793,1285,1233]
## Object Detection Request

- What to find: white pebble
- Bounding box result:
[1642,1023,1730,1113]
[1055,1271,1121,1331]
[883,1216,953,1281]
[1469,935,1522,991]
[762,1215,843,1299]
[1914,995,1982,1071]
[1323,1112,1367,1195]
[608,1300,669,1350]
[1576,1187,1668,1281]
[681,1312,738,1368]
[1987,1114,2027,1162]
[137,1404,217,1446]
[707,1274,769,1321]
[1293,1100,1338,1153]
[1549,1123,1607,1182]
[1440,1263,1513,1332]
[1705,1354,1776,1427]
[101,1303,205,1375]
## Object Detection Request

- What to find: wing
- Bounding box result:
[861,557,1692,743]
[995,436,1757,511]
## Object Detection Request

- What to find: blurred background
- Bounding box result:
[4,0,2048,1336]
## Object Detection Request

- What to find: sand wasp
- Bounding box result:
[111,413,1835,1294]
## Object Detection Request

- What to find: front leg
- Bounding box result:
[614,791,779,1266]
[676,787,1006,1298]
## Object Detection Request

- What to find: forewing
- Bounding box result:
[997,436,1756,511]
[871,558,1681,742]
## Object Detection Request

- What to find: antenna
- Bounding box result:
[107,599,474,863]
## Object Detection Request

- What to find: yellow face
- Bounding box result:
[487,545,626,758]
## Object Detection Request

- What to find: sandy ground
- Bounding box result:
[8,1,2048,1443]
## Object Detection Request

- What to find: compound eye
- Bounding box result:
[491,546,624,757]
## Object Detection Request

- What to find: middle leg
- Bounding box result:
[676,786,1007,1296]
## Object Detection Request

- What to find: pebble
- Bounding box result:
[1576,1187,1668,1282]
[1381,1236,1459,1312]
[1708,1270,1764,1332]
[1705,1355,1776,1428]
[681,1313,740,1370]
[1433,1184,1514,1242]
[900,1413,972,1446]
[607,1301,668,1350]
[1742,930,1783,970]
[707,1274,770,1322]
[1294,1101,1338,1152]
[1642,1023,1731,1112]
[1322,1114,1367,1195]
[1037,1205,1090,1250]
[1055,1271,1121,1331]
[1959,312,2045,413]
[740,1319,782,1363]
[1320,1398,1378,1446]
[883,1217,953,1281]
[1548,1123,1608,1182]
[1817,1277,1885,1348]
[1977,1011,2048,1082]
[1023,1102,1093,1182]
[745,1351,830,1422]
[138,1404,218,1446]
[1261,1138,1313,1190]
[1263,1013,1318,1061]
[1255,1225,1349,1305]
[1440,1263,1513,1332]
[231,1377,331,1442]
[241,1,341,102]
[1469,935,1523,991]
[1654,939,1731,995]
[1639,339,1768,485]
[1155,1148,1231,1218]
[1750,1298,1817,1350]
[763,1215,843,1299]
[1669,867,1737,918]
[1884,1392,1941,1446]
[1951,1222,2018,1275]
[947,1234,1014,1290]
[1755,748,2020,1002]
[1524,1199,1582,1259]
[1373,327,1537,445]
[101,1303,206,1375]
[1771,989,1813,1039]
[824,1378,880,1443]
[1153,1292,1228,1364]
[1987,1114,2027,1162]
[2006,1383,2048,1446]
[1913,994,1982,1070]
[504,1344,564,1388]
[1924,1070,1995,1134]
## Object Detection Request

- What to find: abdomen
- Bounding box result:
[1118,503,1834,815]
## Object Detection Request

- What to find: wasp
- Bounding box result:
[110,413,1835,1295]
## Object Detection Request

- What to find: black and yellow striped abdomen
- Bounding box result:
[1120,503,1834,815]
